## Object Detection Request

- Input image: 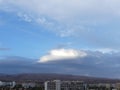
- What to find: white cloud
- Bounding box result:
[1,0,120,49]
[39,48,87,63]
[4,0,120,20]
[95,48,118,54]
[17,12,32,22]
[85,48,119,54]
[16,1,120,16]
[1,0,120,37]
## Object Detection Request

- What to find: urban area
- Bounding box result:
[0,80,120,90]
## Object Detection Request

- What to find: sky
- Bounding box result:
[1,0,120,78]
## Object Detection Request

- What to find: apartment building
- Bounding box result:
[45,80,85,90]
[0,81,16,88]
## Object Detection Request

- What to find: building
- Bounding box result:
[0,81,16,88]
[87,83,115,90]
[22,82,36,88]
[0,81,3,86]
[45,80,85,90]
[115,83,120,90]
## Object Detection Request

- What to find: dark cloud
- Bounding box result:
[0,52,120,78]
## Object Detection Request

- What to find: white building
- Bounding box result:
[45,80,85,90]
[0,81,3,86]
[0,81,16,87]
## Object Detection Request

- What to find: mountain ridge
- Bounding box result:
[0,73,120,83]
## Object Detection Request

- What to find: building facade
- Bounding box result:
[45,80,85,90]
[0,81,16,88]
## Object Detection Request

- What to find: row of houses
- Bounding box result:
[0,81,44,90]
[1,80,120,90]
[44,80,120,90]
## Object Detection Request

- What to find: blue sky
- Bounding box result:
[1,0,120,78]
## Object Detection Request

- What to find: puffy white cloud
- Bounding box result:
[39,48,87,63]
[39,48,119,63]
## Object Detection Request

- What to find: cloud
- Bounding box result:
[0,0,120,78]
[0,0,120,49]
[1,51,120,78]
[86,48,118,54]
[39,48,117,63]
[0,56,36,74]
[17,12,32,22]
[0,0,120,36]
[5,0,120,20]
[39,48,87,63]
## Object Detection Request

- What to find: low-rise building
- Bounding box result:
[0,81,16,88]
[115,83,120,90]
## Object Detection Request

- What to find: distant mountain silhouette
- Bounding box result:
[0,73,120,83]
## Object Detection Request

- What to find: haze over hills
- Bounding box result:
[0,73,120,83]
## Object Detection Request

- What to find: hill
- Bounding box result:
[0,73,120,83]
